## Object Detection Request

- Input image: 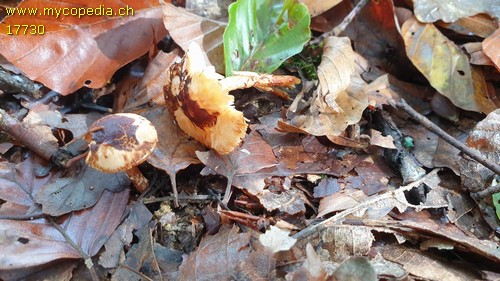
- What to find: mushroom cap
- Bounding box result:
[85,113,158,173]
[164,43,247,154]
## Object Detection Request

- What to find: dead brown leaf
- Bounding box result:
[0,0,167,95]
[285,36,368,136]
[0,189,129,269]
[196,131,278,203]
[178,225,274,280]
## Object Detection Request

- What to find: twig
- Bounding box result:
[142,194,218,204]
[307,0,369,46]
[292,168,441,240]
[0,67,45,99]
[392,99,500,176]
[120,264,154,281]
[0,212,46,220]
[0,108,73,168]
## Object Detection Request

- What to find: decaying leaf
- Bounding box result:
[99,201,153,268]
[0,0,167,95]
[284,36,368,136]
[0,189,129,269]
[112,222,183,281]
[460,109,500,231]
[35,164,129,216]
[160,1,226,72]
[321,225,375,262]
[332,256,377,281]
[142,107,204,201]
[402,16,493,113]
[482,28,500,71]
[380,245,486,280]
[301,0,343,17]
[124,51,179,111]
[412,0,500,23]
[196,131,278,203]
[178,225,274,280]
[259,225,297,253]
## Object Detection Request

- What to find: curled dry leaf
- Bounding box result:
[301,0,343,17]
[160,0,226,72]
[259,225,297,253]
[0,0,167,95]
[284,36,368,136]
[165,43,299,154]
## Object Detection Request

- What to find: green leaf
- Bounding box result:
[223,0,311,76]
[493,192,500,220]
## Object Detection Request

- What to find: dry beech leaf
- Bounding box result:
[285,36,368,136]
[436,14,498,38]
[402,16,495,113]
[300,0,343,17]
[412,0,500,23]
[0,154,56,216]
[142,107,205,197]
[0,0,167,95]
[0,189,129,269]
[160,0,225,72]
[196,131,278,203]
[317,189,368,217]
[259,225,297,253]
[482,27,500,71]
[381,245,478,281]
[178,225,274,280]
[124,51,179,111]
[343,0,422,83]
[462,42,495,67]
[35,164,129,216]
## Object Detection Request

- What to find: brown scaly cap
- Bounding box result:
[85,113,158,173]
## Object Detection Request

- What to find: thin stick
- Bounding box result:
[307,0,369,46]
[292,168,441,240]
[392,99,500,176]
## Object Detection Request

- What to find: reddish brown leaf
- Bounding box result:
[0,154,56,216]
[0,189,129,269]
[0,0,167,95]
[142,107,204,198]
[124,51,179,111]
[196,131,278,202]
[160,0,225,72]
[482,27,500,71]
[178,225,274,280]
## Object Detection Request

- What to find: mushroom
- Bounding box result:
[83,113,158,192]
[164,43,300,155]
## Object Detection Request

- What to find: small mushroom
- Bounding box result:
[84,113,158,192]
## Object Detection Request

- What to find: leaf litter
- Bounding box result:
[0,0,499,279]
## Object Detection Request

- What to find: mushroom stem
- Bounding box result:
[126,166,149,193]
